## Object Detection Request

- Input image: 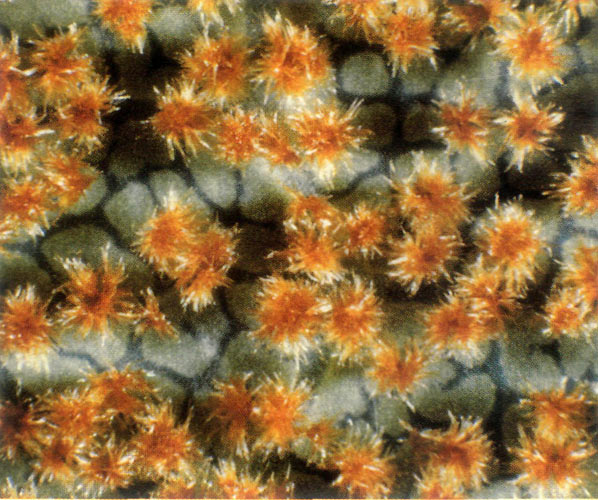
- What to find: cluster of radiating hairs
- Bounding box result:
[1,0,598,498]
[0,24,125,251]
[147,9,370,183]
[510,382,597,497]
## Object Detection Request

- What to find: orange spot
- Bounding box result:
[325,0,392,41]
[562,243,598,313]
[213,461,266,499]
[133,405,197,478]
[254,276,323,355]
[343,204,386,257]
[251,377,309,454]
[254,13,331,99]
[30,26,93,103]
[330,427,396,498]
[394,154,471,230]
[523,386,591,444]
[368,341,430,397]
[476,201,544,291]
[94,0,153,52]
[181,34,249,103]
[512,434,595,497]
[205,376,255,457]
[291,100,368,181]
[0,401,38,460]
[134,288,177,338]
[58,249,135,337]
[55,78,125,150]
[214,107,260,165]
[43,152,99,211]
[416,416,493,491]
[381,9,437,74]
[325,279,382,363]
[495,95,563,169]
[425,296,486,352]
[283,229,343,283]
[174,225,237,311]
[435,89,492,162]
[389,228,461,294]
[495,7,565,91]
[0,176,55,238]
[258,113,301,167]
[150,83,217,159]
[0,285,53,359]
[0,104,49,171]
[135,192,202,274]
[543,288,590,338]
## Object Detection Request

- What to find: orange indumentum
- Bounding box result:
[257,113,301,167]
[393,154,471,230]
[542,287,590,338]
[173,224,237,311]
[388,228,461,294]
[0,176,55,238]
[415,467,465,499]
[0,103,50,171]
[0,400,38,460]
[42,152,99,211]
[29,26,93,103]
[212,460,268,499]
[381,9,437,74]
[424,295,487,356]
[561,243,598,312]
[434,88,493,162]
[368,340,430,398]
[150,83,217,159]
[204,376,255,456]
[155,477,199,499]
[290,100,369,181]
[330,427,396,498]
[180,34,250,103]
[36,387,100,445]
[0,285,53,365]
[445,0,511,40]
[522,386,592,443]
[77,438,135,495]
[284,192,343,231]
[254,276,323,356]
[32,435,81,484]
[494,7,566,92]
[135,191,202,274]
[495,94,564,170]
[94,0,154,52]
[324,279,381,362]
[0,37,30,107]
[87,367,154,418]
[414,416,493,492]
[214,107,260,165]
[134,288,177,338]
[58,249,135,337]
[54,78,126,150]
[325,0,392,41]
[187,0,241,26]
[282,228,343,283]
[511,433,595,497]
[475,200,545,291]
[251,377,309,454]
[343,204,386,257]
[133,404,198,478]
[555,135,598,216]
[455,259,518,335]
[254,13,331,100]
